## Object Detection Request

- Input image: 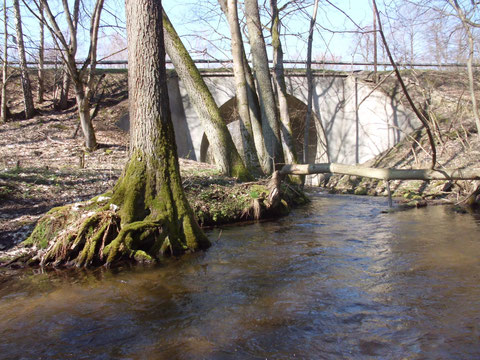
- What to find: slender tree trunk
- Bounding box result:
[35,0,99,150]
[1,0,8,123]
[219,0,265,168]
[270,0,297,165]
[58,68,70,109]
[372,0,436,169]
[162,10,251,180]
[244,0,283,173]
[13,0,35,118]
[242,48,268,170]
[223,0,261,173]
[465,26,480,136]
[449,0,480,137]
[37,1,45,103]
[74,83,97,150]
[304,0,320,164]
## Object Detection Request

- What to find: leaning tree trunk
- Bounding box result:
[244,0,284,173]
[13,0,35,119]
[223,0,261,174]
[10,0,209,268]
[270,0,298,166]
[162,11,251,180]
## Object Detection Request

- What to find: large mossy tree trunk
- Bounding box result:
[162,11,251,180]
[10,0,209,268]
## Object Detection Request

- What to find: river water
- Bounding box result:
[1,193,479,359]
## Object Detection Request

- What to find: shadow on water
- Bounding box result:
[1,193,480,359]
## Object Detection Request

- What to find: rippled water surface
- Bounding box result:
[1,193,480,359]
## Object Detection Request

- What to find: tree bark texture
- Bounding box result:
[244,0,284,172]
[13,0,35,119]
[162,11,251,180]
[113,0,210,259]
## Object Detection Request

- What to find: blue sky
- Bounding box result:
[14,0,383,64]
[160,0,375,62]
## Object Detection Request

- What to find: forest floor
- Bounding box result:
[0,72,307,253]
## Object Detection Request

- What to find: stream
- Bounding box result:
[1,192,479,359]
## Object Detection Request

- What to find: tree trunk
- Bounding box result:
[304,0,320,164]
[13,0,35,119]
[15,0,209,268]
[37,1,45,103]
[465,29,480,135]
[244,0,283,173]
[372,0,436,169]
[75,84,97,150]
[281,163,480,181]
[58,68,70,110]
[162,11,251,180]
[446,0,480,136]
[106,0,210,262]
[1,0,8,123]
[242,46,268,171]
[270,0,297,165]
[223,0,261,174]
[34,0,99,149]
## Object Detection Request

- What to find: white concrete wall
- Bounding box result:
[168,73,419,170]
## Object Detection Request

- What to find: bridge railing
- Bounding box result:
[13,59,480,72]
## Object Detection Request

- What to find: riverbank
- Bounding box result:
[0,89,307,255]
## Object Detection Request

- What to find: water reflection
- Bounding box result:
[1,194,480,359]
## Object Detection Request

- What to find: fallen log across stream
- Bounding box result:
[279,163,480,207]
[280,163,480,181]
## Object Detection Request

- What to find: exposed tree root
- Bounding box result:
[1,203,177,268]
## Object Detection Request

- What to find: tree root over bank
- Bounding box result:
[0,198,185,268]
[1,172,307,268]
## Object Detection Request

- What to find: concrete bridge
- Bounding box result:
[165,70,418,171]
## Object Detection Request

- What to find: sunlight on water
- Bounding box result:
[1,193,480,359]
